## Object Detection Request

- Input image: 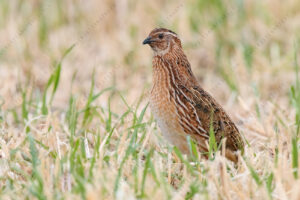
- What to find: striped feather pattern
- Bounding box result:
[145,28,244,162]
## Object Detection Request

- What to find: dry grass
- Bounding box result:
[0,0,299,199]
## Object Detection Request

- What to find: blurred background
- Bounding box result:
[0,0,300,199]
[1,0,299,113]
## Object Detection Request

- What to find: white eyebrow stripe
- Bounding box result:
[154,31,179,39]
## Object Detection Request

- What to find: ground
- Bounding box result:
[0,0,299,199]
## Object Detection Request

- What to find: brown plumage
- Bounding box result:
[143,28,244,162]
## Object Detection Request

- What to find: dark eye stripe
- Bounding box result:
[152,31,179,40]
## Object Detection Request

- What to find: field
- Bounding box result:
[0,0,300,199]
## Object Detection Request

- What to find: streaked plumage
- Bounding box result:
[143,28,244,162]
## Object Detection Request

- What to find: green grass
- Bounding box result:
[290,44,300,179]
[0,0,299,199]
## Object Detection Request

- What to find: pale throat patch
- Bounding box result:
[153,42,171,56]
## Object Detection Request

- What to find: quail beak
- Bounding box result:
[143,36,153,45]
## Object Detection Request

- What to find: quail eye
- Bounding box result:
[158,34,164,39]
